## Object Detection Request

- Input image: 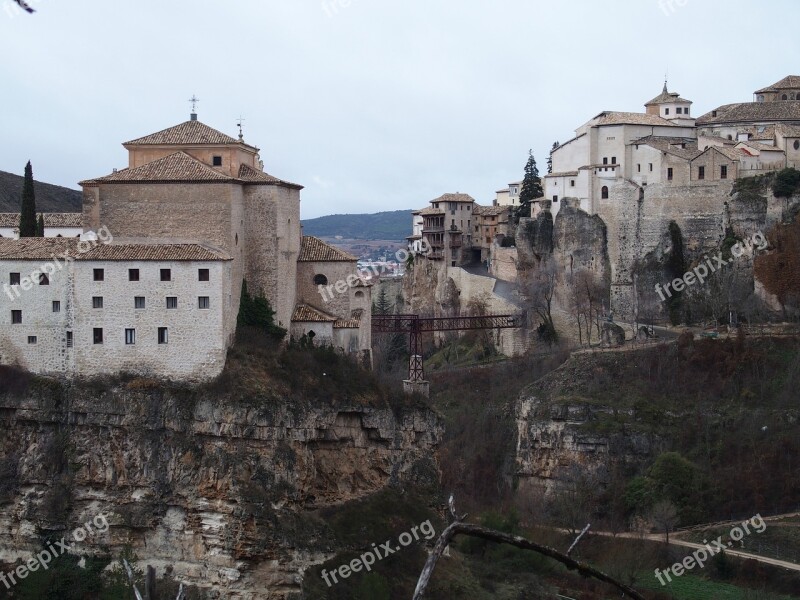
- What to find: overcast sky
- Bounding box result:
[0,0,797,219]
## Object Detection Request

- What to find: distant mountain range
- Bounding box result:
[301,209,412,241]
[0,169,82,213]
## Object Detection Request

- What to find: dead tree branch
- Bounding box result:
[567,523,591,556]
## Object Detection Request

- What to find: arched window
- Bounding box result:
[355,291,364,298]
[601,186,609,199]
[313,274,328,286]
[795,140,800,151]
[782,94,788,100]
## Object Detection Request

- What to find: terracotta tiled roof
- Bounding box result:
[545,171,579,178]
[431,192,476,204]
[334,309,363,329]
[472,205,508,216]
[419,206,444,216]
[777,124,800,137]
[238,164,303,189]
[0,213,83,228]
[645,85,692,106]
[736,140,783,152]
[0,238,228,261]
[292,304,337,322]
[298,236,356,262]
[755,76,800,94]
[591,111,678,127]
[694,147,746,162]
[696,102,800,125]
[124,120,240,146]
[83,152,235,184]
[631,136,701,160]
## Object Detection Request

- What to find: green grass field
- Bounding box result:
[637,572,799,600]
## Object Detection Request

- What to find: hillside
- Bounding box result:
[0,169,82,213]
[301,209,412,241]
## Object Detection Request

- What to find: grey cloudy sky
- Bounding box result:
[0,0,797,218]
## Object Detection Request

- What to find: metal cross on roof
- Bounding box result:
[188,95,200,113]
[237,116,245,141]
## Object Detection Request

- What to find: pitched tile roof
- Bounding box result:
[419,206,444,216]
[298,236,356,262]
[334,309,364,329]
[431,192,476,204]
[696,101,800,125]
[645,85,692,106]
[83,152,235,185]
[545,171,579,178]
[590,111,678,127]
[292,304,337,322]
[472,205,508,216]
[777,124,800,137]
[631,136,702,160]
[755,76,800,94]
[736,140,783,152]
[124,120,240,146]
[238,163,302,189]
[0,213,83,228]
[0,238,229,261]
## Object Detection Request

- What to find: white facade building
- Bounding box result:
[0,213,83,239]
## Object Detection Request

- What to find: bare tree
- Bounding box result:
[520,258,559,343]
[649,499,679,545]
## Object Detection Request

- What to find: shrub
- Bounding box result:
[772,167,800,198]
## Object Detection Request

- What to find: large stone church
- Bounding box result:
[0,114,371,381]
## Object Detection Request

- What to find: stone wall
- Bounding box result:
[489,246,518,282]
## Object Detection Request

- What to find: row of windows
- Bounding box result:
[665,165,727,180]
[663,107,690,116]
[8,268,211,286]
[11,297,210,323]
[95,327,169,345]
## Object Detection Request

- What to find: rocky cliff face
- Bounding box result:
[0,379,442,598]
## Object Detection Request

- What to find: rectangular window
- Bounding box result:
[667,168,674,181]
[160,268,171,282]
[125,329,136,345]
[699,166,705,180]
[166,296,178,309]
[134,296,145,309]
[10,272,20,285]
[28,336,37,345]
[721,165,728,179]
[676,107,683,114]
[570,180,575,187]
[611,156,616,164]
[66,331,73,348]
[11,310,21,324]
[649,163,653,172]
[93,268,104,281]
[198,296,210,309]
[39,273,49,285]
[158,327,168,345]
[665,108,670,115]
[129,268,140,281]
[93,328,103,344]
[198,268,209,281]
[553,196,558,202]
[52,301,61,313]
[637,164,641,172]
[92,296,104,309]
[602,157,608,165]
[212,156,223,166]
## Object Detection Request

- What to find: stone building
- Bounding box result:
[0,212,82,239]
[0,115,371,381]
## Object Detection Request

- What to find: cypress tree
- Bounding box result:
[36,214,45,237]
[518,150,543,218]
[18,161,37,238]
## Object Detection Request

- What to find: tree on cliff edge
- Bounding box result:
[547,141,559,174]
[18,161,37,238]
[518,150,543,219]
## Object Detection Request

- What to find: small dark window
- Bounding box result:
[129,268,140,281]
[11,310,22,324]
[212,156,223,166]
[649,163,653,172]
[553,195,558,202]
[698,166,705,180]
[52,301,61,313]
[10,272,20,285]
[92,296,104,309]
[601,186,609,199]
[66,331,73,348]
[166,297,178,309]
[664,108,670,115]
[313,274,328,286]
[39,273,49,285]
[782,94,788,100]
[794,140,800,150]
[160,269,171,282]
[158,327,168,345]
[667,168,674,181]
[198,296,210,309]
[712,111,717,117]
[570,180,575,187]
[676,107,682,114]
[93,328,103,344]
[602,157,608,165]
[685,107,689,115]
[93,268,104,281]
[721,165,728,179]
[28,336,37,345]
[355,291,364,298]
[198,268,209,281]
[611,156,616,164]
[125,329,136,345]
[134,296,145,309]
[637,164,641,172]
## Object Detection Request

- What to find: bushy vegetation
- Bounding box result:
[772,168,800,198]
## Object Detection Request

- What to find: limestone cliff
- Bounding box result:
[0,376,441,599]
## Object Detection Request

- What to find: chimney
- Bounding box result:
[190,113,197,121]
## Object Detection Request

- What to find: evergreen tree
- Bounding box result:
[237,280,286,339]
[18,161,37,238]
[373,287,393,315]
[518,150,543,218]
[547,141,559,174]
[36,214,45,237]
